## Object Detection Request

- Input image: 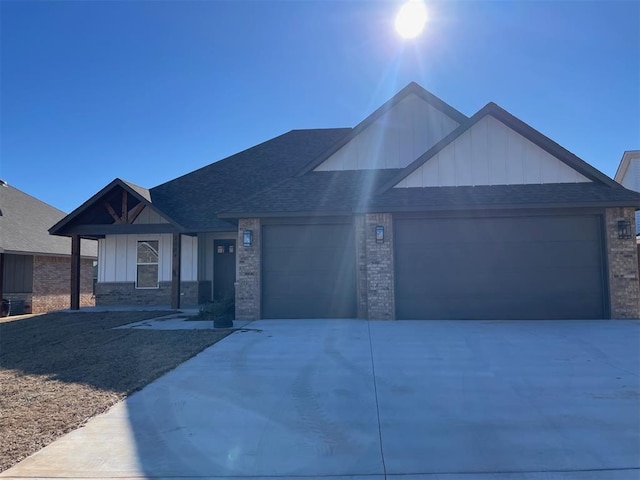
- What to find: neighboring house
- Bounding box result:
[0,181,97,315]
[614,150,640,234]
[50,83,640,320]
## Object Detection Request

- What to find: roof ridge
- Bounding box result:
[150,129,350,192]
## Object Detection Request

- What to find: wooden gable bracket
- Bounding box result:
[121,189,128,223]
[127,202,146,224]
[103,190,147,225]
[104,201,122,224]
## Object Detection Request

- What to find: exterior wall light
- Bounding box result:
[243,230,253,247]
[375,225,385,243]
[617,220,632,239]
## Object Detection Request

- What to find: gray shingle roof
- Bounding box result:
[150,128,351,229]
[220,173,640,217]
[220,170,402,216]
[367,182,640,212]
[0,183,97,257]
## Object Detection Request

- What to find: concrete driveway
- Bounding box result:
[2,320,639,479]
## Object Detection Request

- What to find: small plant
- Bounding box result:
[198,297,234,328]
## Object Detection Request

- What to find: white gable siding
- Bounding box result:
[132,206,170,224]
[616,154,640,233]
[98,234,197,283]
[619,157,640,191]
[395,116,591,188]
[315,93,460,171]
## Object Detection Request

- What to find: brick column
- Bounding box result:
[355,215,368,319]
[236,218,261,320]
[605,207,640,319]
[364,213,395,320]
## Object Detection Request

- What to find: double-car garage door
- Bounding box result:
[395,215,606,320]
[261,215,606,320]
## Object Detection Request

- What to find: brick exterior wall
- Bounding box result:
[95,281,198,307]
[235,218,261,320]
[355,215,368,319]
[605,207,640,319]
[28,256,95,314]
[363,213,395,320]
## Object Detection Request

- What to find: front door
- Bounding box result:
[213,239,236,301]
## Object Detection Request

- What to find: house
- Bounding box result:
[614,150,640,234]
[50,83,640,320]
[0,181,97,315]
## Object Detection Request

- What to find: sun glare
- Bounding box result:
[395,0,428,39]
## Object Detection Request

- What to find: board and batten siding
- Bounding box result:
[315,93,460,171]
[616,154,640,231]
[618,156,640,195]
[97,234,197,283]
[132,206,170,224]
[395,116,591,188]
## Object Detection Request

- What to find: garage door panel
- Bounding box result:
[398,292,604,320]
[400,216,600,244]
[398,241,601,272]
[265,248,355,272]
[395,215,605,320]
[263,294,354,319]
[262,223,356,319]
[263,224,353,247]
[262,271,355,296]
[398,265,603,300]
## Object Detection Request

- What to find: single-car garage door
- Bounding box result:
[395,215,606,319]
[262,223,357,318]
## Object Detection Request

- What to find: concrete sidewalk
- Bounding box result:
[2,320,639,479]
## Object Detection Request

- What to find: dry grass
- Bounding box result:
[0,311,232,472]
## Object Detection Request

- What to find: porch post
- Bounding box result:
[70,234,81,310]
[0,252,5,306]
[171,233,181,309]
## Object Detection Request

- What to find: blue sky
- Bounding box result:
[1,0,638,213]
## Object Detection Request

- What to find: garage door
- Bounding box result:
[262,223,357,318]
[395,215,606,319]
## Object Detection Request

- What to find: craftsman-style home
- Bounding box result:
[50,83,640,319]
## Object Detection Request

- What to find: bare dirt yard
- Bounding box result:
[0,311,232,472]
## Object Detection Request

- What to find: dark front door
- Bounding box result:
[213,239,236,301]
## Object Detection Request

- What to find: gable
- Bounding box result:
[394,115,591,188]
[314,93,461,171]
[614,150,640,191]
[49,178,183,238]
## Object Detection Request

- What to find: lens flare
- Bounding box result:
[395,0,428,39]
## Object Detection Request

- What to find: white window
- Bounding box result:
[136,240,159,288]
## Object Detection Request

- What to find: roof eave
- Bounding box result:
[218,210,353,219]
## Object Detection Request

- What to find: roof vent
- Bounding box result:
[0,179,7,187]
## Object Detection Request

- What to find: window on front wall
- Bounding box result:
[136,240,159,288]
